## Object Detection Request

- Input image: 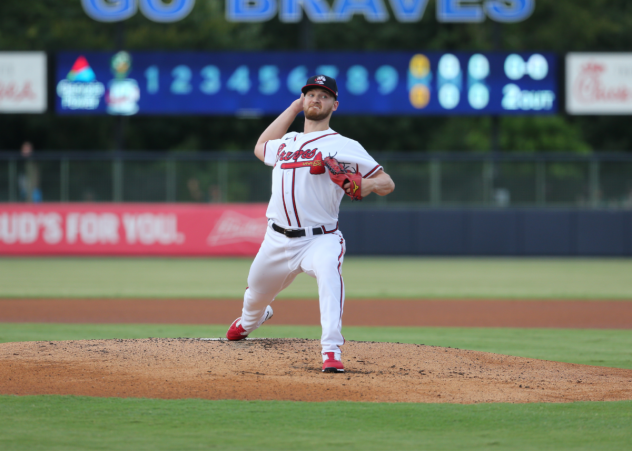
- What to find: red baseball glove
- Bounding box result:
[323,156,363,201]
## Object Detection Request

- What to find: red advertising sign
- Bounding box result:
[0,203,268,256]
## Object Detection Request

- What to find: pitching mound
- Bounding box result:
[2,338,631,404]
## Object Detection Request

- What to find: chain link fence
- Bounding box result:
[1,151,632,208]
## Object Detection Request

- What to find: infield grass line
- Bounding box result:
[1,323,631,369]
[1,257,631,299]
[0,396,631,451]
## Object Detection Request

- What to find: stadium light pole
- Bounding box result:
[490,21,502,205]
[114,21,127,152]
[300,15,314,50]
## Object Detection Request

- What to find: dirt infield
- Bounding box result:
[1,298,631,328]
[2,338,631,404]
[2,299,631,404]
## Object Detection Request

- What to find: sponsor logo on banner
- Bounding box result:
[567,53,632,114]
[57,56,105,110]
[0,213,63,244]
[0,52,47,113]
[121,213,184,245]
[0,204,267,256]
[206,211,267,246]
[0,211,183,246]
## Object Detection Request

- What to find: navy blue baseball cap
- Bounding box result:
[302,75,338,99]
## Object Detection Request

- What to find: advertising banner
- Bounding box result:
[0,52,47,113]
[55,51,557,116]
[566,53,632,115]
[0,203,268,256]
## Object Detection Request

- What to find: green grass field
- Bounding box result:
[1,257,631,450]
[1,257,631,299]
[1,396,631,451]
[2,322,632,450]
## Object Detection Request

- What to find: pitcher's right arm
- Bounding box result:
[254,95,304,162]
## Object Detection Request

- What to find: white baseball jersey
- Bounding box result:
[263,128,382,229]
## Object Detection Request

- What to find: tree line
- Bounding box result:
[0,0,630,153]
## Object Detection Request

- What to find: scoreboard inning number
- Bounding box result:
[142,64,400,97]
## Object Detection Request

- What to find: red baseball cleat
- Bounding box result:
[226,305,273,341]
[226,317,248,341]
[322,352,344,373]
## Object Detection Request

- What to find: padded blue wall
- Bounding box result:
[338,209,632,256]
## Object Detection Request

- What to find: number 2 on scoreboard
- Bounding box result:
[171,65,192,95]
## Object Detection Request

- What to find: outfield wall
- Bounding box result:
[340,209,632,256]
[1,204,630,256]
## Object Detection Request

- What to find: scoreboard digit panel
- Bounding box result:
[55,51,557,115]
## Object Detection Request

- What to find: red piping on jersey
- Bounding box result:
[337,236,345,320]
[323,222,339,234]
[299,133,339,151]
[364,164,382,178]
[281,174,292,227]
[287,132,339,228]
[291,168,302,227]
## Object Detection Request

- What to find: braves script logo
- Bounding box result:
[315,75,326,84]
[574,63,630,103]
[279,150,325,174]
[273,143,287,167]
[206,211,267,247]
[279,148,318,163]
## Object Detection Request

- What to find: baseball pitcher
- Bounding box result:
[227,74,395,372]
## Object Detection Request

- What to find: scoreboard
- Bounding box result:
[56,51,557,116]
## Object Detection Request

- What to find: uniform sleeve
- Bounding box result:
[339,139,383,179]
[263,132,298,167]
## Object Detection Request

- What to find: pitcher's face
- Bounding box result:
[303,88,338,121]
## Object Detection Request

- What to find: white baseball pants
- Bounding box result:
[239,223,346,354]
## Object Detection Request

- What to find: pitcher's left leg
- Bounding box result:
[302,233,346,356]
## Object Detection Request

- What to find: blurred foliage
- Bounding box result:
[500,117,592,153]
[0,0,630,152]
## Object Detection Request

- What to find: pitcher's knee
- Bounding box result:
[313,259,342,277]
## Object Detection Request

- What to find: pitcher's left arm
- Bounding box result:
[345,169,394,198]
